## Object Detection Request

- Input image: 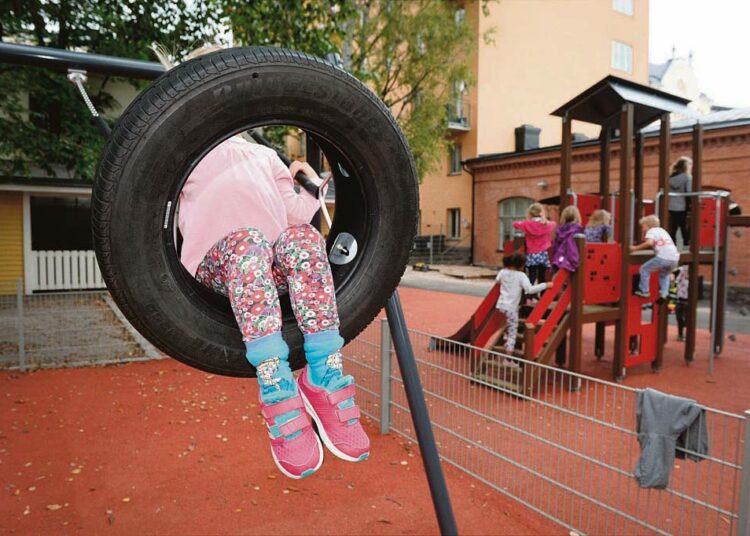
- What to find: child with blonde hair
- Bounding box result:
[584,209,612,243]
[631,215,680,300]
[551,205,584,271]
[512,203,556,286]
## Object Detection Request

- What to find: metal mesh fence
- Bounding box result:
[341,319,749,536]
[0,283,159,370]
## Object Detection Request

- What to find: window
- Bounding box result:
[612,0,633,16]
[497,197,534,249]
[455,8,465,25]
[31,196,92,250]
[611,41,633,73]
[448,143,462,175]
[448,208,461,239]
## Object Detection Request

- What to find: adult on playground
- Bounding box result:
[668,156,693,247]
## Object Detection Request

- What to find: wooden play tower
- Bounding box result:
[448,76,737,388]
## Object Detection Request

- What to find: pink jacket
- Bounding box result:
[178,137,322,276]
[512,219,556,254]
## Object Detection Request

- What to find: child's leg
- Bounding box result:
[274,224,369,461]
[657,261,678,298]
[638,257,659,295]
[196,228,292,393]
[272,224,343,386]
[502,307,519,353]
[676,300,687,337]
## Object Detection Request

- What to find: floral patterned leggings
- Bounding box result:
[195,224,340,341]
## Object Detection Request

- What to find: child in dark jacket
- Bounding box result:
[552,206,585,272]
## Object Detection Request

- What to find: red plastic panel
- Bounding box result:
[642,200,655,216]
[473,283,500,332]
[503,239,515,256]
[583,244,622,304]
[569,194,603,226]
[624,265,659,369]
[698,197,727,249]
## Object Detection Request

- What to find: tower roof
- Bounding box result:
[551,75,692,129]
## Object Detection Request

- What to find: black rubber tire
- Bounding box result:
[92,47,418,377]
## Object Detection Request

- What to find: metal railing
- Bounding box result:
[342,318,750,535]
[447,100,470,131]
[0,279,160,371]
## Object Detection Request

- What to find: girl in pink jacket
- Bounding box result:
[164,47,368,481]
[512,203,556,286]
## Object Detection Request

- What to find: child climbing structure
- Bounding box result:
[446,76,740,391]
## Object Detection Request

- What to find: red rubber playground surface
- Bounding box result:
[2,286,749,535]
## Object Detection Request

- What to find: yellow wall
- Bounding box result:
[0,192,24,295]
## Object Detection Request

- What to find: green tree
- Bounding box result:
[0,0,223,180]
[223,0,490,179]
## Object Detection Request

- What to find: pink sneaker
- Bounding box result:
[260,393,323,479]
[298,367,370,462]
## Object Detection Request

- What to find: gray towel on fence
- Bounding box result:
[634,388,709,489]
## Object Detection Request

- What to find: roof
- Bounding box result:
[648,60,671,83]
[465,108,750,167]
[551,75,693,129]
[0,176,92,189]
[643,106,750,132]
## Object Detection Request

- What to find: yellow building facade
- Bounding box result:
[418,0,649,249]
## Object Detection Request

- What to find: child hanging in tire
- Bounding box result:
[155,46,369,480]
[495,252,553,367]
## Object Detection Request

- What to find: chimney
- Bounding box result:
[514,124,541,152]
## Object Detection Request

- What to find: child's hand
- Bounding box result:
[289,161,320,182]
[546,282,553,289]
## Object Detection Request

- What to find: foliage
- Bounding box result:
[220,0,354,59]
[346,0,479,178]
[1,0,490,181]
[0,0,223,180]
[224,0,488,179]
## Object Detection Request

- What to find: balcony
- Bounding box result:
[447,100,470,131]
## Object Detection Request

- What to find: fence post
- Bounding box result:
[16,278,26,372]
[379,318,392,435]
[738,410,750,536]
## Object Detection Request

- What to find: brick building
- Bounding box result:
[465,108,750,289]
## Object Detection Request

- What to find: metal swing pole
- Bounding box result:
[385,291,458,536]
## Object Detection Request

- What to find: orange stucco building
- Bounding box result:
[418,0,649,249]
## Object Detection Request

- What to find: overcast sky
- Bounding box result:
[649,0,750,108]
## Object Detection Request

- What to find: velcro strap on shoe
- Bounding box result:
[261,395,305,420]
[278,414,309,437]
[336,406,360,422]
[326,384,356,406]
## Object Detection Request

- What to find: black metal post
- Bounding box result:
[385,291,458,536]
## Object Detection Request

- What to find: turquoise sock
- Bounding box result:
[245,332,300,438]
[303,330,356,424]
[303,330,345,387]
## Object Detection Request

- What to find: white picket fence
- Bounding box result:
[28,250,105,292]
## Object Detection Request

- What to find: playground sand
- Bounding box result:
[2,286,747,535]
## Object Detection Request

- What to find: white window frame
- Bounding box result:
[448,208,461,239]
[497,197,534,250]
[612,0,633,16]
[611,40,633,73]
[448,143,462,175]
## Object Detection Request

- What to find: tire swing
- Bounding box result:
[92,47,419,377]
